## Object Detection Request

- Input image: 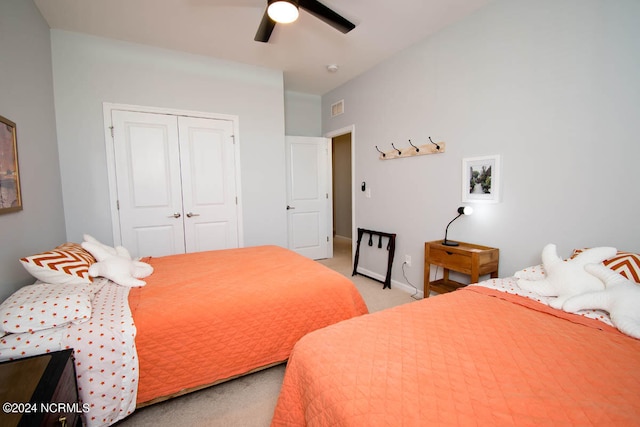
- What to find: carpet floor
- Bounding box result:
[114,238,417,426]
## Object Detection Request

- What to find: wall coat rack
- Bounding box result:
[376,137,445,160]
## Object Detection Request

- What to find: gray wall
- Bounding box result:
[0,0,66,301]
[323,0,640,294]
[50,30,288,248]
[284,91,322,137]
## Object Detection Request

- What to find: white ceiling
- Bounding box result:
[34,0,492,95]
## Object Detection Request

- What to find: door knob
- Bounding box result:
[168,212,181,218]
[186,212,200,218]
[287,205,295,210]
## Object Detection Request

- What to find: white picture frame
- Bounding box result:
[462,154,501,203]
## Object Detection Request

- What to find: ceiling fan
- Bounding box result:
[255,0,356,43]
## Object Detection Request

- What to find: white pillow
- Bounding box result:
[0,283,92,333]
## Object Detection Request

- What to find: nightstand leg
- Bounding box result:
[424,262,431,298]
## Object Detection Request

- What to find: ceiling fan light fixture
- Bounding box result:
[267,0,299,24]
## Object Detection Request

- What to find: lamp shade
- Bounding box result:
[458,206,473,216]
[443,206,473,246]
[268,0,299,24]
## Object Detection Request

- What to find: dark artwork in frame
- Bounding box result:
[0,115,22,214]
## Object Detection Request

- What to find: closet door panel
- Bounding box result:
[178,117,239,252]
[133,226,183,259]
[191,223,231,252]
[112,111,186,258]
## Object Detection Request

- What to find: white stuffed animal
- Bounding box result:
[83,234,118,260]
[516,244,616,309]
[82,236,153,287]
[563,264,640,340]
[87,255,152,287]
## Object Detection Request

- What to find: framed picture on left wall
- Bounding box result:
[0,115,22,214]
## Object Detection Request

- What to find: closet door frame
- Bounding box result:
[102,102,244,249]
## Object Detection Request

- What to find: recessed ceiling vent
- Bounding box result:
[331,100,344,117]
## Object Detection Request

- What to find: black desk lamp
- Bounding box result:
[442,206,473,246]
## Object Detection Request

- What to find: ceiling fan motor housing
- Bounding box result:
[267,0,300,24]
[256,0,356,43]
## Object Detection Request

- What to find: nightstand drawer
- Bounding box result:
[428,247,472,273]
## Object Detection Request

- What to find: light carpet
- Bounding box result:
[114,238,417,426]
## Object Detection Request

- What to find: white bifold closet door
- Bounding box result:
[111,110,239,258]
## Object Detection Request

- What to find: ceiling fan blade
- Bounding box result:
[254,8,276,42]
[299,0,356,34]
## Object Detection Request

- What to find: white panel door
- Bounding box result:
[178,116,239,252]
[112,110,186,257]
[285,136,331,260]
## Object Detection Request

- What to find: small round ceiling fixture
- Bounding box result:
[327,64,339,73]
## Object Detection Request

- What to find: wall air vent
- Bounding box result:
[331,99,344,117]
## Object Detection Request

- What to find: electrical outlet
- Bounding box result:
[405,255,411,267]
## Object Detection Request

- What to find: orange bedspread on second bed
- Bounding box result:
[128,245,368,405]
[271,285,640,426]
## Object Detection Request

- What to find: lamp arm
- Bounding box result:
[443,213,463,243]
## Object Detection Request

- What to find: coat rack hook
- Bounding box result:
[408,139,420,152]
[391,143,401,155]
[375,145,386,157]
[429,137,440,151]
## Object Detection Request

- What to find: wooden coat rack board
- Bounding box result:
[376,138,446,160]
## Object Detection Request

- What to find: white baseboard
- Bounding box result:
[355,267,423,299]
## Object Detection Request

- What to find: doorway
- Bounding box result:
[328,128,354,262]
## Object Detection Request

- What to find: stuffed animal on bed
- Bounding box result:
[82,236,153,287]
[516,244,616,309]
[83,234,118,260]
[563,263,640,339]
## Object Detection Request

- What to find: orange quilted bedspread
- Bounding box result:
[128,245,368,405]
[271,286,640,426]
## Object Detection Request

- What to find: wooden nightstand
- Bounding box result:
[424,240,499,297]
[0,349,81,427]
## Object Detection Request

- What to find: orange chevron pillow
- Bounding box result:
[572,249,640,283]
[20,243,96,285]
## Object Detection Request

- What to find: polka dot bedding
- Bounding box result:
[472,277,614,327]
[0,282,93,334]
[0,278,138,427]
[62,278,138,426]
[0,325,65,360]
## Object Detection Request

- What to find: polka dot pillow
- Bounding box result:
[20,243,96,286]
[0,283,92,334]
[513,264,546,281]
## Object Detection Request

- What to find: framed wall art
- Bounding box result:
[0,115,22,213]
[462,154,501,203]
